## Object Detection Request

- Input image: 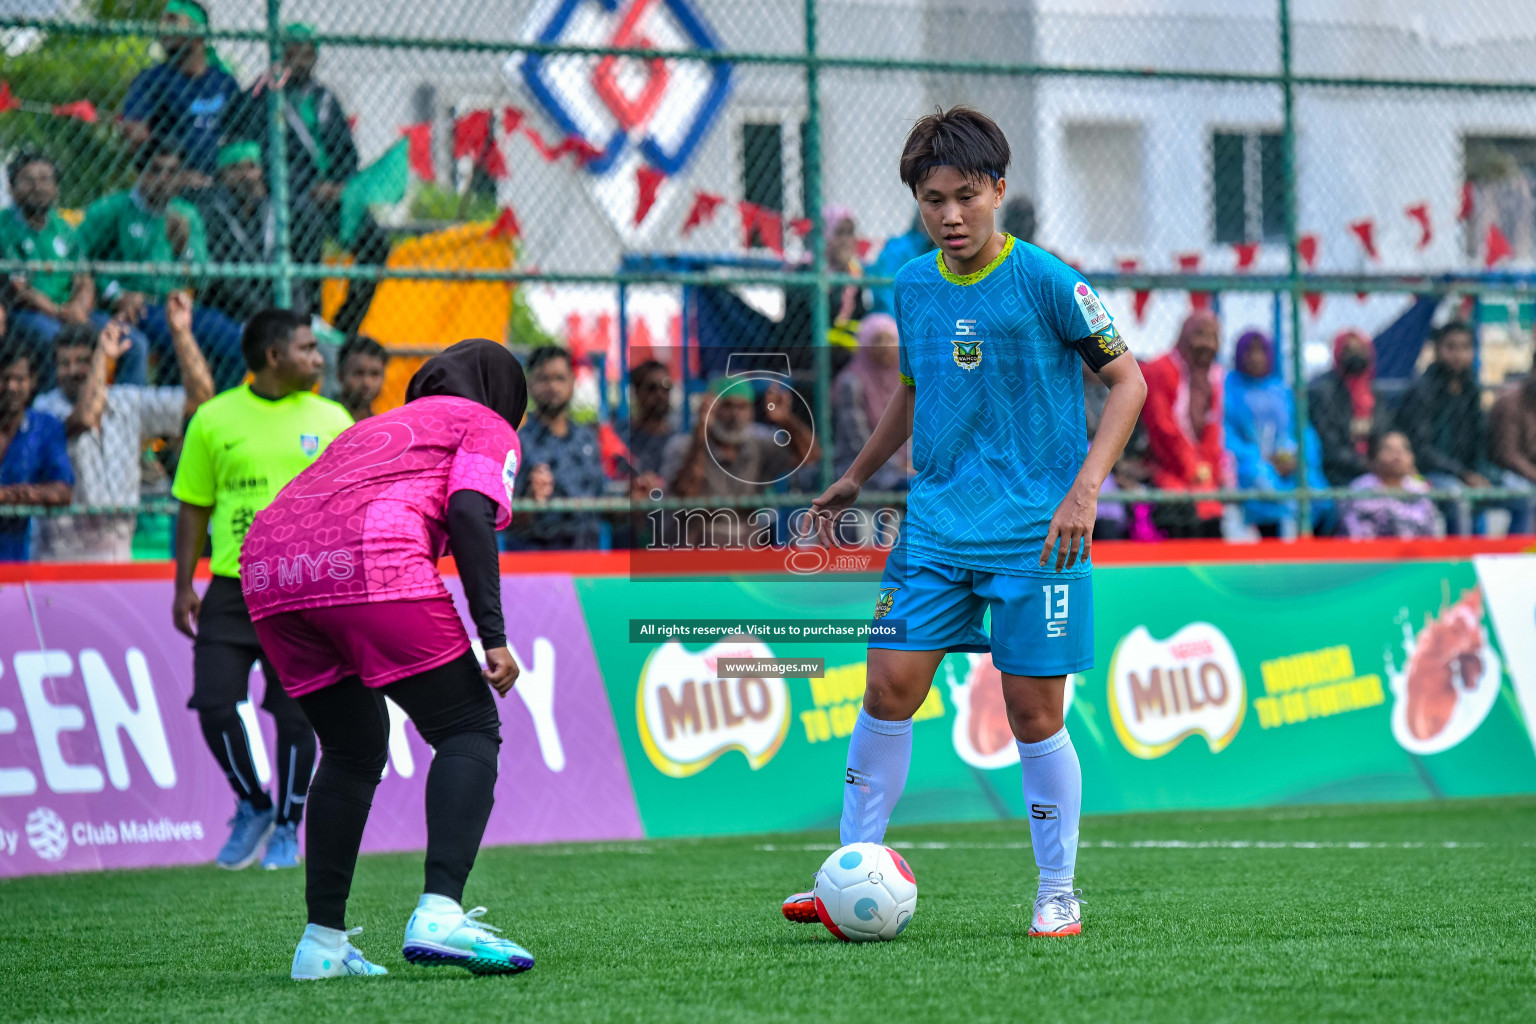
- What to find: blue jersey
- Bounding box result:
[124,62,243,175]
[894,234,1114,577]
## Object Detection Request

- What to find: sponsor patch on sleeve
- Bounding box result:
[1073,281,1113,335]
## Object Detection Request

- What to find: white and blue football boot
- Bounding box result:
[291,924,390,980]
[402,894,535,975]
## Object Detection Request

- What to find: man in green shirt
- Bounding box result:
[3,152,153,388]
[77,139,246,390]
[171,307,353,871]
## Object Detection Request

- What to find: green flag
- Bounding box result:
[340,138,409,248]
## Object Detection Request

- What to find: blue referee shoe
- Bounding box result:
[216,799,276,870]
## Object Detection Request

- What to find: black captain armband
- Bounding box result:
[1071,326,1129,373]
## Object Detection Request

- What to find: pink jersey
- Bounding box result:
[241,396,519,619]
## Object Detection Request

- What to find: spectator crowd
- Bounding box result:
[3,2,1535,559]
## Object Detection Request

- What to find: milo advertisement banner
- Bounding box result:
[575,557,1536,837]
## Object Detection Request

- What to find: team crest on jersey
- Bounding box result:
[874,587,899,619]
[299,433,320,456]
[952,340,983,370]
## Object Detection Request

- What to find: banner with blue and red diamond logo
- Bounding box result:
[508,0,732,236]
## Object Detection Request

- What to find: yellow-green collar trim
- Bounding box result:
[935,233,1015,286]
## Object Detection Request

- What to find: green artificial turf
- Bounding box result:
[4,797,1534,1023]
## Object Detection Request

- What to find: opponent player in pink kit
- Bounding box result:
[239,339,533,980]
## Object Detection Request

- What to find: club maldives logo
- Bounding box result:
[1107,623,1246,759]
[514,0,733,231]
[24,807,68,862]
[636,639,789,777]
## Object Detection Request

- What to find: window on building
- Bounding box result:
[741,123,784,250]
[1463,135,1536,262]
[1212,129,1285,245]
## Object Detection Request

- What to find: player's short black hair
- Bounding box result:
[7,150,58,187]
[135,135,184,173]
[629,359,668,388]
[54,323,99,353]
[899,106,1011,194]
[339,334,388,367]
[527,345,572,373]
[241,308,309,371]
[1432,319,1474,346]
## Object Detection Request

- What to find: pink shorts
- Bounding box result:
[253,597,471,698]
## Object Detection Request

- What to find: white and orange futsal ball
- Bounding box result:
[812,843,918,942]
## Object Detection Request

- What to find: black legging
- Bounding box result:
[296,651,502,930]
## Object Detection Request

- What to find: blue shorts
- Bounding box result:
[868,550,1093,677]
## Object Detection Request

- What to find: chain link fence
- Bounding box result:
[2,0,1535,560]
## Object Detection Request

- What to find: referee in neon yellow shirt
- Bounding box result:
[171,309,353,871]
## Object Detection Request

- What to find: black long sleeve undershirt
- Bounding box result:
[446,490,506,651]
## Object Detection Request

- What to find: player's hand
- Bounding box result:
[98,318,132,361]
[810,475,861,547]
[164,290,194,337]
[482,646,519,696]
[529,463,555,502]
[172,584,201,639]
[1040,483,1097,572]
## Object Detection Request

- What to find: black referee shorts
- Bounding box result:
[188,575,296,714]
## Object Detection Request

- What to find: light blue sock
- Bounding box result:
[839,709,913,845]
[1016,727,1081,897]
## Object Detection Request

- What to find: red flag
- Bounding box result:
[51,99,97,123]
[1485,223,1514,267]
[1118,258,1150,323]
[1297,233,1321,316]
[1348,218,1378,261]
[488,206,521,241]
[739,201,783,257]
[1458,181,1474,223]
[1405,202,1433,250]
[681,191,723,236]
[521,126,561,162]
[1232,242,1259,270]
[501,106,524,136]
[634,165,665,226]
[400,123,434,181]
[452,109,507,180]
[0,81,18,114]
[788,218,812,238]
[1297,233,1319,267]
[1176,252,1209,310]
[558,135,603,166]
[453,110,491,159]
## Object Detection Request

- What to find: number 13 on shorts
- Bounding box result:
[1042,584,1069,638]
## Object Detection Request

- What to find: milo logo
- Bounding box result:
[1107,623,1246,759]
[636,640,790,778]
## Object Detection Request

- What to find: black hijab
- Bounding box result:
[405,339,528,427]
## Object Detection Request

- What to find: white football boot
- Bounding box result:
[291,924,389,979]
[402,894,535,975]
[1029,890,1083,937]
